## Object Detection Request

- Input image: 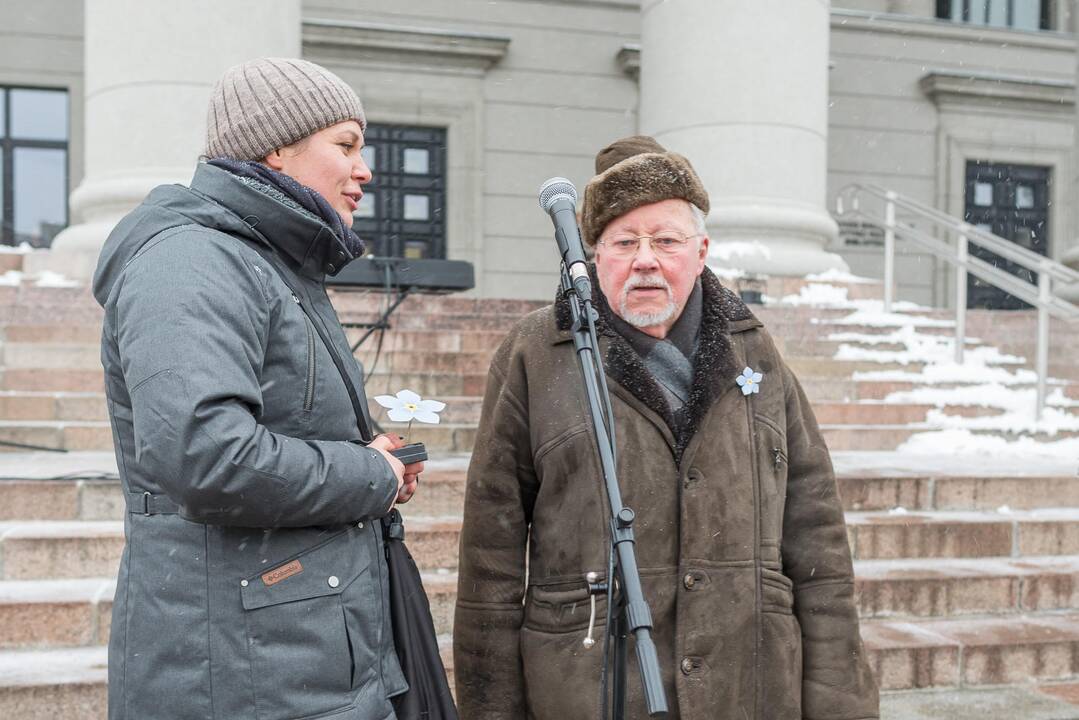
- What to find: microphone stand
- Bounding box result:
[559,264,668,718]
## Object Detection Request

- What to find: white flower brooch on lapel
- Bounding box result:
[736,367,763,396]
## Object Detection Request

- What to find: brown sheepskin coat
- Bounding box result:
[454,267,879,720]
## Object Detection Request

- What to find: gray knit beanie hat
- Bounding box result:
[205,57,366,161]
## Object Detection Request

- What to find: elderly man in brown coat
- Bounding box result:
[454,136,879,720]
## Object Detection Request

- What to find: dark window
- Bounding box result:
[1,86,69,247]
[352,124,446,259]
[963,161,1050,310]
[936,1,1049,31]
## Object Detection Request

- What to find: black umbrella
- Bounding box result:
[382,509,459,720]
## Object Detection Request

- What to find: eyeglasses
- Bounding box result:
[598,231,700,258]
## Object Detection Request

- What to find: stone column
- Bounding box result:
[1062,0,1079,303]
[639,0,847,277]
[37,0,301,282]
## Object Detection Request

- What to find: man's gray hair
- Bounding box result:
[689,203,708,237]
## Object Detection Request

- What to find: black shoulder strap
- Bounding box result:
[242,239,377,443]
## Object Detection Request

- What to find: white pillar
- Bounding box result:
[1061,5,1079,303]
[639,0,847,277]
[36,0,301,282]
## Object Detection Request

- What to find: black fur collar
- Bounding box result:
[554,266,754,457]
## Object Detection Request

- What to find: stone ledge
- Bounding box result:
[920,69,1075,113]
[302,18,510,75]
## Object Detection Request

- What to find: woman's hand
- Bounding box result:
[368,434,425,509]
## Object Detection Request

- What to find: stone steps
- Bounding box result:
[5,507,1079,585]
[0,392,107,422]
[6,553,1079,654]
[863,612,1079,691]
[846,509,1079,560]
[0,578,114,648]
[0,422,113,453]
[854,556,1079,619]
[0,368,104,393]
[823,424,1079,452]
[0,645,107,720]
[4,463,1079,519]
[7,584,1079,716]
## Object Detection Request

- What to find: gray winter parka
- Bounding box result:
[92,163,406,720]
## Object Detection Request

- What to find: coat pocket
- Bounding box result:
[523,583,606,633]
[759,566,803,718]
[753,416,789,548]
[760,567,795,615]
[241,530,371,720]
[521,584,606,720]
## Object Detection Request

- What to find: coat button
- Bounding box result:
[681,657,694,675]
[356,521,364,529]
[240,579,248,588]
[326,263,337,274]
[683,573,696,590]
[684,468,703,489]
[328,575,340,588]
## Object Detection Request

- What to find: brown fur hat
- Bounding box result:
[579,135,709,246]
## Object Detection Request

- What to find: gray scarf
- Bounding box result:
[608,280,703,425]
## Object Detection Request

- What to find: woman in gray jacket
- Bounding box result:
[92,57,421,720]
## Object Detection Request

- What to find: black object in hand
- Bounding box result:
[389,442,428,465]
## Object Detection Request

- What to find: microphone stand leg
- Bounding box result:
[611,587,628,720]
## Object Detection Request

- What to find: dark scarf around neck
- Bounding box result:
[208,158,365,258]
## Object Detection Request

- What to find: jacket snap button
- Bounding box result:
[326,264,337,274]
[240,579,248,588]
[357,521,364,529]
[681,657,694,675]
[683,573,696,590]
[328,575,340,588]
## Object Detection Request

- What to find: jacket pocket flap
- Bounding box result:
[241,530,369,611]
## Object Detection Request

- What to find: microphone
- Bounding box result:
[538,177,593,303]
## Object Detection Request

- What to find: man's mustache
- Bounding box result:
[623,274,672,293]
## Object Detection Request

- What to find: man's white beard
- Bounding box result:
[618,273,676,329]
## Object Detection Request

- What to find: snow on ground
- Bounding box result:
[805,268,877,284]
[0,242,34,254]
[709,240,773,262]
[0,270,79,287]
[778,282,950,321]
[34,270,79,288]
[780,279,1079,451]
[899,429,1079,458]
[831,324,1024,367]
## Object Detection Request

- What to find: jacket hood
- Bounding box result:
[93,163,351,306]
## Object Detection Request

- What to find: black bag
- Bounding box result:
[241,240,458,718]
[382,509,459,720]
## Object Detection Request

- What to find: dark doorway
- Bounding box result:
[352,124,447,259]
[963,161,1050,310]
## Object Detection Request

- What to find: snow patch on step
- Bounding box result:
[775,283,931,313]
[0,645,107,686]
[899,429,1079,459]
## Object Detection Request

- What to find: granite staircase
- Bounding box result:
[2,274,1079,718]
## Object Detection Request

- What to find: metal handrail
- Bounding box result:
[835,183,1079,420]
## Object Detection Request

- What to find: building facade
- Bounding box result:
[2,0,1077,306]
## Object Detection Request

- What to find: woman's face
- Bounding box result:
[263,119,371,226]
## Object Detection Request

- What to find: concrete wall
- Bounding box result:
[827,8,1076,306]
[302,0,640,299]
[2,0,1078,305]
[0,1,84,200]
